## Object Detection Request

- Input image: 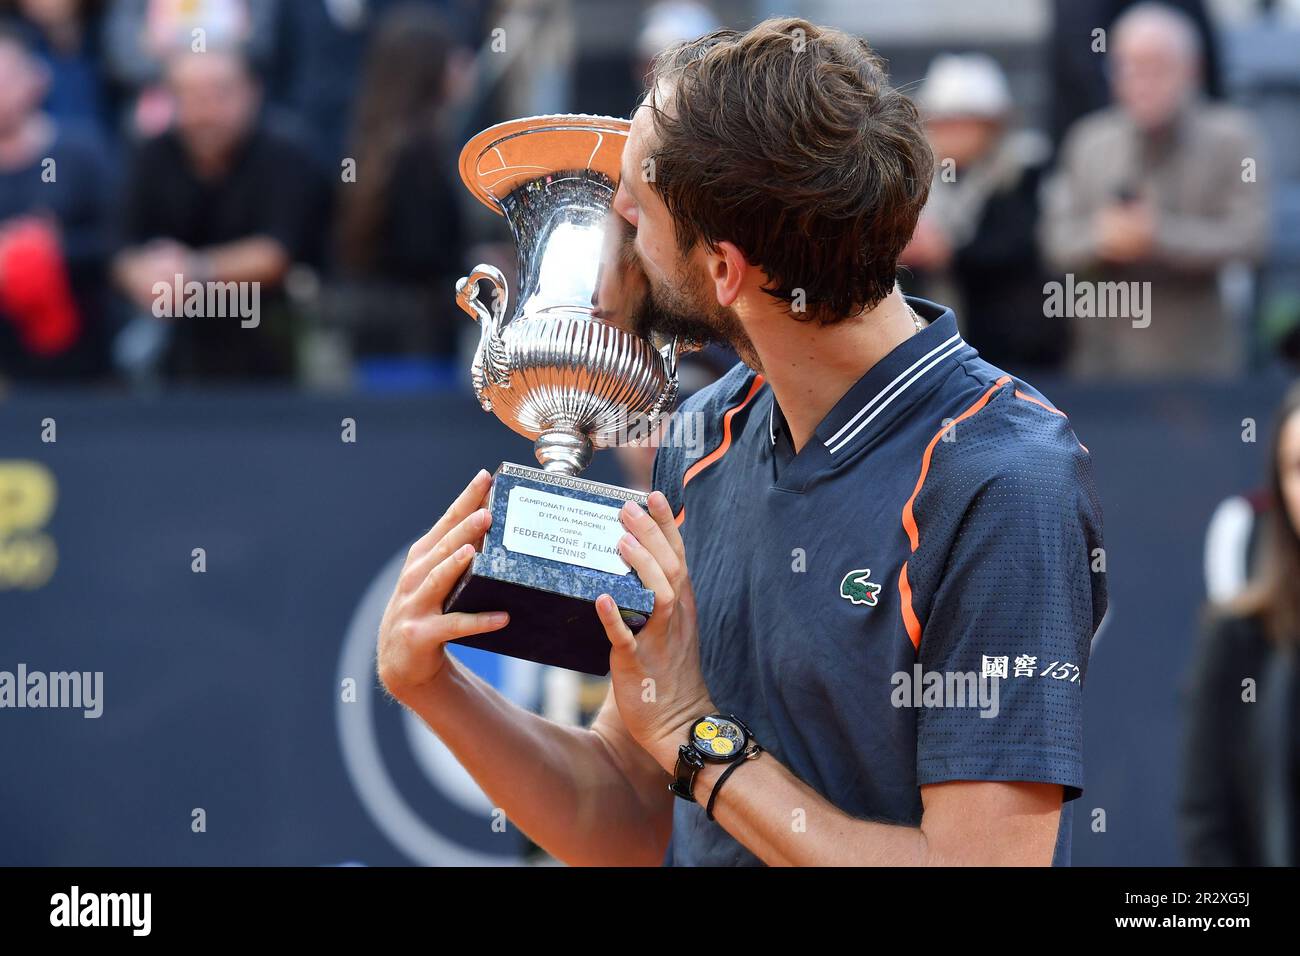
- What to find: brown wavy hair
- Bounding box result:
[642,17,933,324]
[336,4,452,273]
[1230,382,1300,644]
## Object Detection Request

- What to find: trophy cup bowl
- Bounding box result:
[443,114,685,676]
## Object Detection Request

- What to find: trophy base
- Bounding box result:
[444,462,655,676]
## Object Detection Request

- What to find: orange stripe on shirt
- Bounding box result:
[1014,388,1089,454]
[897,375,1012,651]
[672,374,766,527]
[898,563,922,650]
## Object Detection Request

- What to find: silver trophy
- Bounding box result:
[443,114,687,676]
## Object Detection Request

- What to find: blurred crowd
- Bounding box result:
[0,0,1296,390]
[901,0,1294,381]
[0,0,484,387]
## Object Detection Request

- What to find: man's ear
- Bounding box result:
[709,240,749,308]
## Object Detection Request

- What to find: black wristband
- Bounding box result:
[705,744,763,821]
[669,743,706,802]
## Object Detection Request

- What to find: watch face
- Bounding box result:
[691,716,747,760]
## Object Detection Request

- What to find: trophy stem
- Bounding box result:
[535,427,594,476]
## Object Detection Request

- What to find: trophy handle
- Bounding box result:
[641,334,685,431]
[659,334,682,381]
[457,264,512,397]
[456,263,508,330]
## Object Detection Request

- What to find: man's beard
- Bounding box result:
[629,250,760,370]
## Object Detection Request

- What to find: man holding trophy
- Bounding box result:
[377,17,1106,866]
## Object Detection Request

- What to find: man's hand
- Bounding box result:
[1095,201,1157,264]
[114,239,192,311]
[594,490,715,772]
[376,469,510,702]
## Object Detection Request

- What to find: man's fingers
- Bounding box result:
[648,489,697,615]
[397,610,510,660]
[646,490,686,567]
[620,499,681,588]
[436,610,510,641]
[596,594,636,654]
[400,508,491,593]
[412,541,479,611]
[409,469,492,561]
[618,531,674,610]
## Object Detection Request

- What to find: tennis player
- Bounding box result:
[377,17,1106,866]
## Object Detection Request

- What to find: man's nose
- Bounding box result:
[611,182,635,226]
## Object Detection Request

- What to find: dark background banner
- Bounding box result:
[0,381,1286,865]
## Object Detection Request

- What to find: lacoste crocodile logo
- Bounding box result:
[839,568,881,607]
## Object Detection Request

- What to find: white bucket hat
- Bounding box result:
[916,53,1013,120]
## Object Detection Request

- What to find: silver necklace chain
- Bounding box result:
[907,304,924,333]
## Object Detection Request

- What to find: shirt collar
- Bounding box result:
[768,297,971,479]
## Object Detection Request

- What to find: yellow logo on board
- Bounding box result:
[0,461,57,589]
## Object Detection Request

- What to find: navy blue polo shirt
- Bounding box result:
[652,297,1107,866]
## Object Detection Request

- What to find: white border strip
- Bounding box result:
[827,338,966,455]
[823,333,963,452]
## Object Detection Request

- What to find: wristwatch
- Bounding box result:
[668,714,757,802]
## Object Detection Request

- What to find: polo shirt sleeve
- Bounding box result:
[651,379,719,514]
[912,436,1105,803]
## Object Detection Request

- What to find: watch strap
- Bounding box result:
[705,743,763,822]
[668,743,705,802]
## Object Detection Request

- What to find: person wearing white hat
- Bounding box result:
[916,52,1013,121]
[901,54,1067,373]
[632,2,720,87]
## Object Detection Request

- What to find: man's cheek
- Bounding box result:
[636,234,671,286]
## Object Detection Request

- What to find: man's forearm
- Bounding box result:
[685,754,926,866]
[397,657,669,866]
[197,237,290,286]
[682,750,1061,866]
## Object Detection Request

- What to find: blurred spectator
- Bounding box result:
[1224,2,1300,369]
[1040,2,1270,379]
[102,0,279,139]
[1048,0,1223,151]
[1,0,113,145]
[331,4,465,366]
[111,47,327,383]
[268,0,481,172]
[900,53,1068,375]
[0,23,111,382]
[1181,380,1300,865]
[632,2,718,89]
